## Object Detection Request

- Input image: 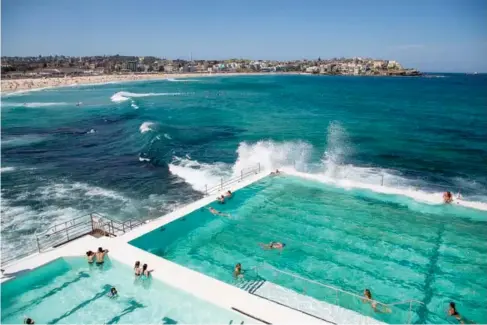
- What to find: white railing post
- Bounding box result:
[221,178,223,190]
[36,236,41,253]
[381,174,384,186]
[205,184,208,195]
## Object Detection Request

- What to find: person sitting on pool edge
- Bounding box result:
[270,169,280,175]
[217,195,225,204]
[233,263,243,278]
[443,191,453,204]
[259,242,286,250]
[95,247,109,265]
[225,190,232,198]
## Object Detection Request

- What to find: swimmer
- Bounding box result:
[217,196,225,204]
[86,250,95,264]
[108,287,118,298]
[24,317,35,324]
[141,263,154,277]
[270,169,280,175]
[225,190,232,198]
[134,261,142,276]
[233,263,243,278]
[95,247,109,265]
[260,242,286,250]
[76,102,82,107]
[448,302,464,323]
[363,289,377,311]
[443,191,453,204]
[208,207,230,218]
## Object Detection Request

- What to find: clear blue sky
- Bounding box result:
[2,0,487,72]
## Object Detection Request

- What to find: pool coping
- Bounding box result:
[1,171,382,324]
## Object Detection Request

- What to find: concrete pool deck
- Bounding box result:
[1,170,384,324]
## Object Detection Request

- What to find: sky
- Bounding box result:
[1,0,487,72]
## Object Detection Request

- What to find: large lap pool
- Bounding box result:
[130,175,487,324]
[1,257,251,324]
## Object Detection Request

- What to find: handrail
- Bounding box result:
[250,264,424,324]
[205,163,261,195]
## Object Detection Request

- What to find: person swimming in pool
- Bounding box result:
[108,287,118,298]
[225,190,232,198]
[86,250,95,264]
[24,317,35,324]
[448,302,464,323]
[363,289,378,311]
[260,242,286,250]
[134,261,142,276]
[141,264,154,277]
[208,207,230,218]
[95,247,109,265]
[233,263,243,278]
[217,195,225,204]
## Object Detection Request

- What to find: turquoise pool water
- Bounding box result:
[130,175,487,324]
[1,257,251,324]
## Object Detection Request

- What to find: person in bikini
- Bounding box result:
[95,247,109,265]
[233,263,243,278]
[134,261,142,276]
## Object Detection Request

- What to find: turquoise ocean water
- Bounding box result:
[2,75,487,312]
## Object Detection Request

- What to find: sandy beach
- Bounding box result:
[1,72,300,95]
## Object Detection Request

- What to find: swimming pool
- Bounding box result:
[130,175,487,324]
[1,257,252,324]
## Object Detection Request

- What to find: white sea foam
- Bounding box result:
[166,78,200,82]
[1,134,50,147]
[168,157,231,192]
[1,101,69,108]
[131,101,139,109]
[0,167,16,173]
[87,129,96,134]
[110,91,184,103]
[139,157,151,162]
[163,133,172,140]
[139,121,156,134]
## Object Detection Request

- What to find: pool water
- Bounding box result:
[1,257,251,324]
[130,175,487,324]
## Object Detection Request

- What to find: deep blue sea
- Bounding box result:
[1,74,487,254]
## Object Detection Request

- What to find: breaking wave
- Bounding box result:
[1,101,69,108]
[139,121,156,134]
[110,91,184,103]
[1,134,50,147]
[166,78,201,82]
[167,122,487,212]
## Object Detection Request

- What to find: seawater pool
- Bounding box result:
[130,175,487,324]
[1,257,251,324]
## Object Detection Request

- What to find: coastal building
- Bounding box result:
[126,61,137,72]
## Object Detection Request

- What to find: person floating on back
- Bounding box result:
[95,247,109,265]
[443,191,453,204]
[448,302,464,324]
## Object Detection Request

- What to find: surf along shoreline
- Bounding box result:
[0,72,305,95]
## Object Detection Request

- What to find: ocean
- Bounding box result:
[1,74,487,254]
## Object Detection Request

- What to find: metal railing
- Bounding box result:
[248,264,423,324]
[204,163,261,196]
[1,213,148,266]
